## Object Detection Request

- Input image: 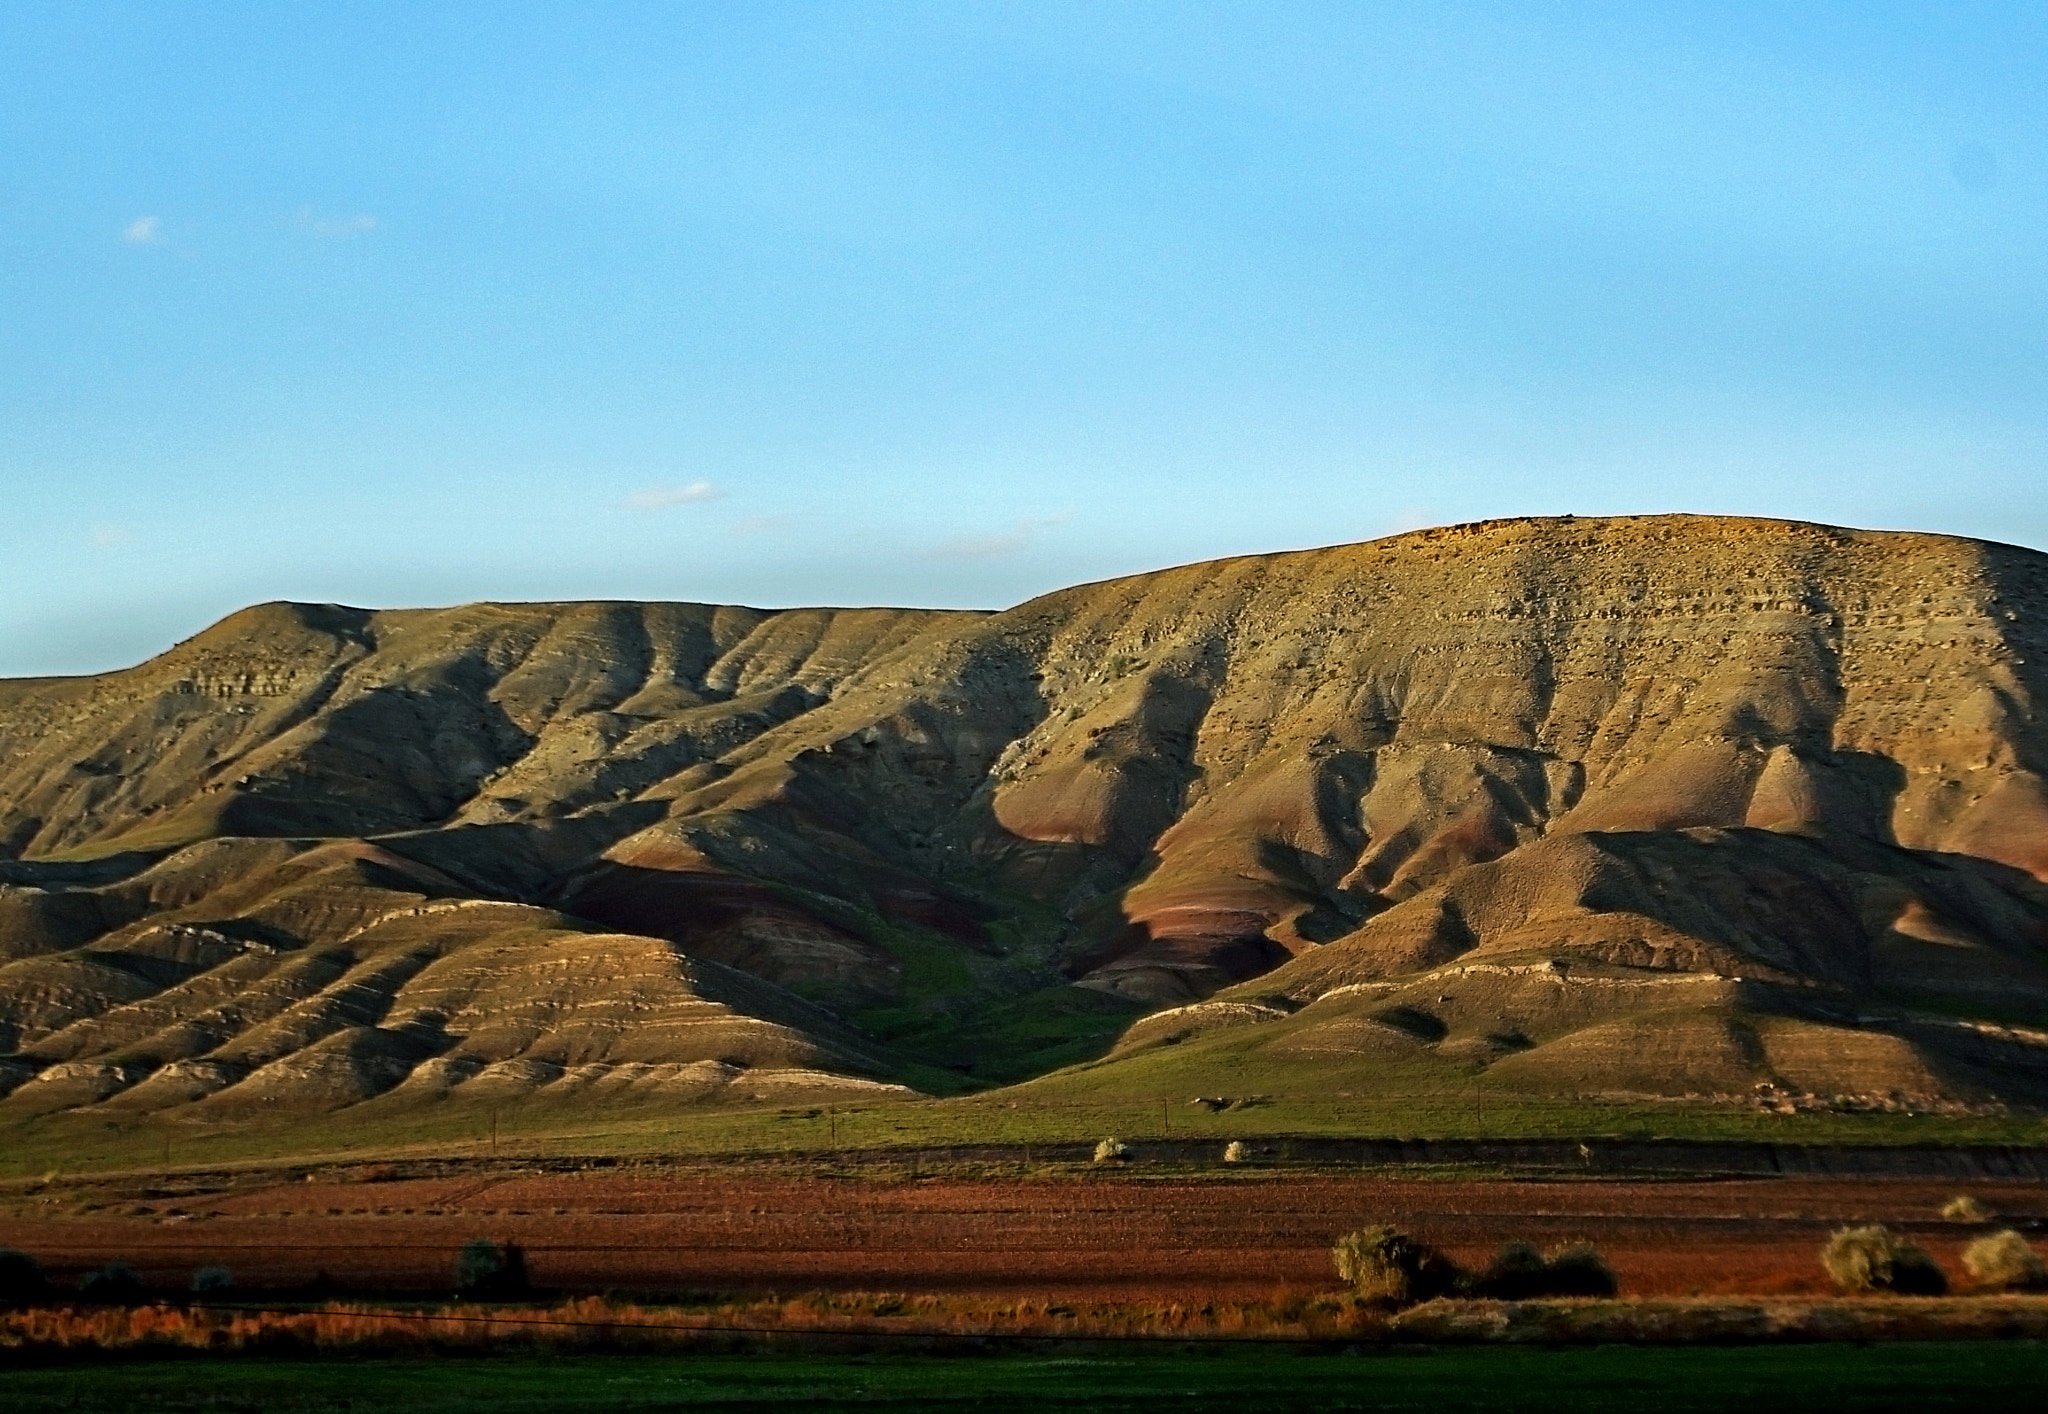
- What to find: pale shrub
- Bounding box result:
[1092,1137,1130,1164]
[1330,1226,1459,1305]
[1822,1225,1948,1295]
[1942,1195,1992,1223]
[1962,1229,2048,1291]
[1223,1140,1248,1164]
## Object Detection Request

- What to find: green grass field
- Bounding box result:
[7,1075,2044,1183]
[7,1343,2048,1412]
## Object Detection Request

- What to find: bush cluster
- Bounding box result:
[1468,1240,1619,1299]
[1329,1225,1629,1307]
[1821,1225,1948,1295]
[3,1241,546,1308]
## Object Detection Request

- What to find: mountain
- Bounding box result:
[4,513,2048,1131]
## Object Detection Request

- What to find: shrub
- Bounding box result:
[1330,1226,1461,1306]
[0,1249,49,1307]
[1092,1138,1130,1165]
[1962,1230,2048,1291]
[1942,1195,1992,1223]
[1821,1225,1948,1295]
[79,1262,147,1305]
[1223,1140,1248,1164]
[1469,1240,1618,1299]
[190,1264,236,1295]
[453,1239,530,1301]
[1471,1240,1548,1299]
[1538,1242,1620,1297]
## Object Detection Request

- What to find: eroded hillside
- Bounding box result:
[4,514,2048,1128]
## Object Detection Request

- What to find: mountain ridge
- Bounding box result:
[4,513,2048,1130]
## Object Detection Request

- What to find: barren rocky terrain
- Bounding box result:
[3,513,2047,1134]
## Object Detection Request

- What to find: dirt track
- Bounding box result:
[7,1165,2046,1301]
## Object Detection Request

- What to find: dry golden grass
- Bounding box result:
[8,1291,2048,1358]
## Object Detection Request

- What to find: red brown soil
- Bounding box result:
[7,1168,2044,1302]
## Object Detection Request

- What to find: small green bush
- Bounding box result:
[0,1249,49,1307]
[79,1262,146,1305]
[1942,1195,1992,1223]
[1962,1229,2048,1291]
[1093,1137,1130,1165]
[453,1239,530,1301]
[1821,1225,1948,1295]
[1331,1225,1461,1306]
[190,1265,236,1295]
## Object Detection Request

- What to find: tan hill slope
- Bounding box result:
[3,513,2048,1129]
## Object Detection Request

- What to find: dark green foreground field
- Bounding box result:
[10,1343,2048,1413]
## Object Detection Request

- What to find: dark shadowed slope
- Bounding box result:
[4,514,2048,1129]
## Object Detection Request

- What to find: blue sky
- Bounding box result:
[3,2,2044,677]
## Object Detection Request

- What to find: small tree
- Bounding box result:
[453,1239,530,1301]
[1093,1137,1130,1165]
[0,1249,48,1307]
[1962,1230,2048,1291]
[1822,1225,1948,1295]
[1331,1225,1460,1306]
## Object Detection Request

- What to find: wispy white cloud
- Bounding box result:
[89,524,132,550]
[122,216,162,245]
[294,207,378,238]
[928,512,1072,560]
[627,481,722,510]
[731,513,793,537]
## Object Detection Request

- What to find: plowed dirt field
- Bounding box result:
[8,1166,2045,1300]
